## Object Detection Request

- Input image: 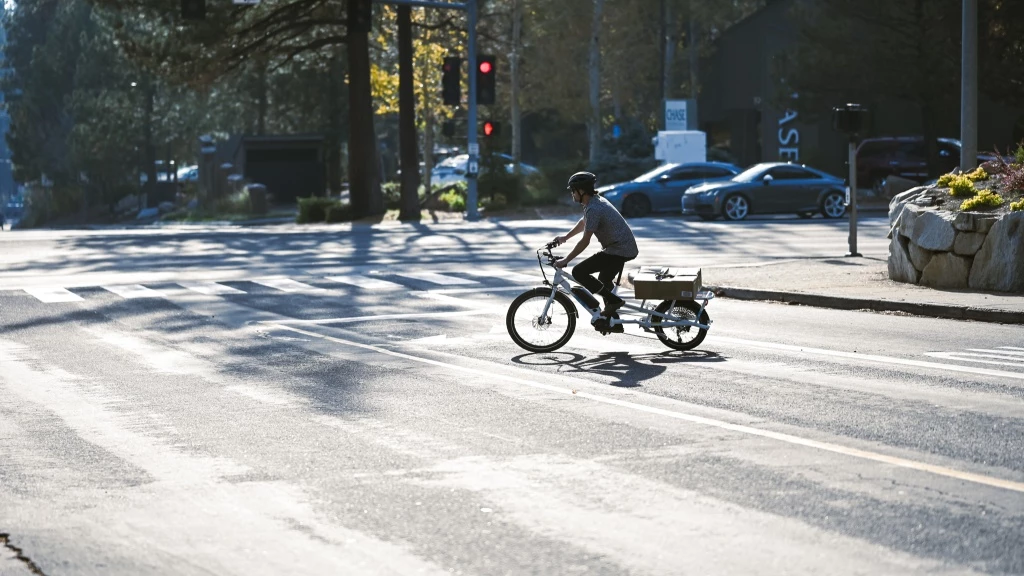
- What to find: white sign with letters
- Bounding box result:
[778,109,800,162]
[665,100,689,131]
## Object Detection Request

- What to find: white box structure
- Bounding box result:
[653,131,707,164]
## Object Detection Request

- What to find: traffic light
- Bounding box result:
[476,55,496,105]
[181,0,205,20]
[442,121,455,138]
[442,57,461,106]
[482,120,500,138]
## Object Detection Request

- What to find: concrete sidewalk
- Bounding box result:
[703,257,1024,324]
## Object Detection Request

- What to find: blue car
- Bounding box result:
[597,162,741,218]
[682,162,847,221]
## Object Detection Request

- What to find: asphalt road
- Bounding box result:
[2,215,1023,576]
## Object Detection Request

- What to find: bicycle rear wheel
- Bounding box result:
[651,300,709,351]
[506,288,577,353]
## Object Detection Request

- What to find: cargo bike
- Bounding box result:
[506,242,714,353]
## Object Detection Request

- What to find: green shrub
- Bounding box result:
[296,196,339,223]
[325,203,353,223]
[1015,143,1024,165]
[479,170,522,208]
[215,190,250,213]
[966,166,989,182]
[438,189,465,211]
[948,175,977,198]
[936,172,957,187]
[381,182,402,210]
[960,189,1004,211]
[1010,198,1024,212]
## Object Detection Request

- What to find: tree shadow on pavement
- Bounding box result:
[511,349,724,388]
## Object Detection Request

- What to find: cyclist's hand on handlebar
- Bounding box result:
[554,258,570,269]
[551,236,567,247]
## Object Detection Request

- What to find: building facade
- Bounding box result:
[698,0,1022,177]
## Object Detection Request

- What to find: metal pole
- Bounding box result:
[465,0,479,220]
[960,0,978,172]
[847,139,861,257]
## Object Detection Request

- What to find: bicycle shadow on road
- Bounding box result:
[511,350,724,388]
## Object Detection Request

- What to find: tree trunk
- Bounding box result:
[326,45,346,196]
[688,0,699,99]
[662,0,674,106]
[397,6,420,221]
[421,59,434,201]
[347,0,384,218]
[256,57,268,136]
[511,0,523,171]
[588,0,604,166]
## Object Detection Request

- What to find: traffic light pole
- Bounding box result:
[466,0,479,220]
[374,0,479,220]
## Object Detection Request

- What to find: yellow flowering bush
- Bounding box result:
[948,175,977,198]
[960,189,1004,211]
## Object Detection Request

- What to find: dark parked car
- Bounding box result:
[597,162,741,218]
[856,136,1008,193]
[682,162,847,221]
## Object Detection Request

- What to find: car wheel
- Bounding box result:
[621,194,652,218]
[722,194,750,221]
[820,190,847,219]
[797,212,814,219]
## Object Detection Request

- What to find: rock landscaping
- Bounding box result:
[888,156,1024,293]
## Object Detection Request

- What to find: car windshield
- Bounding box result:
[634,164,680,182]
[732,164,772,182]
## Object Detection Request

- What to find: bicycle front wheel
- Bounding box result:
[506,288,577,353]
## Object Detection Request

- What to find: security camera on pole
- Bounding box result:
[832,103,870,258]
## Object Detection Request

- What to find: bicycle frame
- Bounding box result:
[534,245,712,332]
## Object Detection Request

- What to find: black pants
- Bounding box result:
[572,252,632,306]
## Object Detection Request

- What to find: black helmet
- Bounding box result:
[567,171,597,193]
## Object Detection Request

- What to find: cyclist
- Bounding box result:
[553,171,639,332]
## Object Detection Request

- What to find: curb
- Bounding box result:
[706,285,1024,324]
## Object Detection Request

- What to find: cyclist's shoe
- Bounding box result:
[608,321,624,333]
[602,297,624,318]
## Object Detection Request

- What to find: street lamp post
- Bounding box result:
[961,0,978,172]
[832,103,870,257]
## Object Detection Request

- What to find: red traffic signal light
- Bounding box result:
[476,55,496,105]
[479,61,493,75]
[483,121,495,136]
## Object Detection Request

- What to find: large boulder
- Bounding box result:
[911,210,957,252]
[889,187,929,224]
[899,204,926,238]
[908,243,934,271]
[888,235,919,284]
[954,212,998,234]
[953,231,986,256]
[920,253,972,289]
[969,212,1024,292]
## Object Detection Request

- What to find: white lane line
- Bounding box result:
[275,309,498,325]
[464,269,540,284]
[1002,347,1024,352]
[251,277,327,293]
[710,335,1024,382]
[268,323,1024,494]
[22,286,83,303]
[427,286,534,295]
[102,284,165,299]
[177,281,246,295]
[325,275,405,291]
[924,352,1024,368]
[394,271,479,286]
[968,348,1024,357]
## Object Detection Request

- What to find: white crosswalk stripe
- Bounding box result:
[22,286,84,303]
[102,284,166,299]
[393,271,479,286]
[464,269,540,284]
[177,281,246,295]
[251,277,327,293]
[924,346,1024,369]
[325,275,405,291]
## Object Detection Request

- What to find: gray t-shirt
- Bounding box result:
[583,196,639,259]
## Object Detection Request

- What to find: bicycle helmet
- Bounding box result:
[566,171,598,194]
